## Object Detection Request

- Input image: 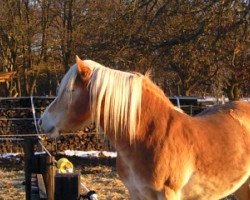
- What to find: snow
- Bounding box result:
[102,151,117,158]
[0,153,20,159]
[34,151,47,155]
[61,150,117,158]
[0,151,117,159]
[63,150,100,157]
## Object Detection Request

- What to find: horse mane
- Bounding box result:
[88,62,143,143]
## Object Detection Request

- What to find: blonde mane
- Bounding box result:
[88,62,143,143]
[60,60,143,142]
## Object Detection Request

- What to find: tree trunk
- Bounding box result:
[226,83,241,101]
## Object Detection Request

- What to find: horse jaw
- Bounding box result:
[40,117,60,138]
[47,127,60,139]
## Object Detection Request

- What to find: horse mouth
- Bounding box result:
[43,126,59,139]
[46,126,55,133]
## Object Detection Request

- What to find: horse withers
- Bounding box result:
[39,56,250,200]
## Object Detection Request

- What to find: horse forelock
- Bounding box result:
[57,60,102,102]
[56,64,78,103]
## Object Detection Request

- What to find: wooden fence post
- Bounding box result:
[54,173,80,200]
[23,137,37,200]
[44,156,56,200]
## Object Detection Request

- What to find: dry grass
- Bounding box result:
[0,162,128,200]
[0,169,25,200]
[0,157,236,200]
[79,166,129,200]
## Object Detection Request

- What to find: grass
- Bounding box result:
[79,166,129,200]
[0,156,236,200]
[0,169,25,200]
[0,156,128,200]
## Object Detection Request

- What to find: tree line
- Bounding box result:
[0,0,249,100]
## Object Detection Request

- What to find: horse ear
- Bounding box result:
[76,55,91,79]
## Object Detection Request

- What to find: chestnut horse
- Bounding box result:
[39,56,250,200]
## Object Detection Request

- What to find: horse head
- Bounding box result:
[39,56,92,138]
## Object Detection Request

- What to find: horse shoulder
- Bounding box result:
[154,110,196,191]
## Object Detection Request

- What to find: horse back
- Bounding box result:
[193,101,250,162]
[195,101,250,140]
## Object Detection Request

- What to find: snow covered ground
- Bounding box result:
[62,150,117,158]
[0,150,117,159]
[0,153,20,159]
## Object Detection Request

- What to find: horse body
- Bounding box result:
[114,80,250,200]
[182,105,250,200]
[39,57,250,200]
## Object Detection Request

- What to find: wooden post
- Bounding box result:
[43,156,55,200]
[54,173,80,200]
[37,174,48,200]
[23,138,37,200]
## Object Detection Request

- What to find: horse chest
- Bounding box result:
[118,155,154,199]
[123,160,146,191]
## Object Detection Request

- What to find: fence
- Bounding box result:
[0,96,100,200]
[23,138,97,200]
[0,96,114,154]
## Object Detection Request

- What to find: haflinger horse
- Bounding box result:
[39,56,250,200]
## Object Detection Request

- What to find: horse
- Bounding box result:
[39,56,250,200]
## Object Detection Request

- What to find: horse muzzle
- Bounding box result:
[38,118,59,138]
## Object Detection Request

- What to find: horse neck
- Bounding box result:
[139,78,178,131]
[101,78,177,149]
[143,78,174,107]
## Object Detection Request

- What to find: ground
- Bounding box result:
[0,156,236,200]
[80,165,129,199]
[0,156,128,200]
[0,169,25,200]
